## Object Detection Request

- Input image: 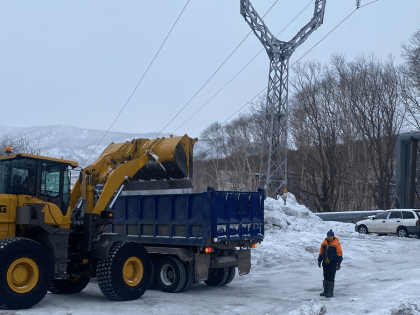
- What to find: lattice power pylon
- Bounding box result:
[240,0,327,198]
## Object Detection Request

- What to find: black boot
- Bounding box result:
[325,281,334,298]
[319,281,327,296]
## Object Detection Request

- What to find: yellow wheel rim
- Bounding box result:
[7,258,40,294]
[122,257,144,287]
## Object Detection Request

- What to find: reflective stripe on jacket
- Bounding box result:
[318,237,343,265]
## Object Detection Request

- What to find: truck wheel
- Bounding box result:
[148,259,156,289]
[181,261,194,292]
[155,256,187,293]
[97,241,151,301]
[0,237,54,310]
[49,274,90,294]
[224,266,236,285]
[204,267,229,287]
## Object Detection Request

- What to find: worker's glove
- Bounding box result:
[336,264,341,270]
[318,261,321,268]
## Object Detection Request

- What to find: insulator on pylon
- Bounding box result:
[356,0,361,8]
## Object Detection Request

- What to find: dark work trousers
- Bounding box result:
[322,263,336,282]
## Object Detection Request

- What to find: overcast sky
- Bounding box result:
[0,0,418,138]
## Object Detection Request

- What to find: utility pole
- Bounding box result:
[240,0,326,199]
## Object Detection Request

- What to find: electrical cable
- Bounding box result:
[82,1,190,166]
[173,0,313,133]
[155,0,281,137]
[220,0,380,126]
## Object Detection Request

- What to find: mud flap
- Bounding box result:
[238,249,251,275]
[194,253,210,282]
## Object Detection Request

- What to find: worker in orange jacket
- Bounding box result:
[317,229,343,298]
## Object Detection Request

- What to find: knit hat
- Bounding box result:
[327,229,334,237]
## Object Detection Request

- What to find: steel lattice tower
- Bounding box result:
[240,0,327,198]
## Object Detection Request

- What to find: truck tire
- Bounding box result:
[97,241,151,301]
[148,259,156,289]
[49,274,90,294]
[0,237,54,310]
[204,267,229,287]
[155,256,187,293]
[224,266,236,285]
[181,261,194,292]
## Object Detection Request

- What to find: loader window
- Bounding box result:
[63,168,70,212]
[0,163,8,193]
[0,158,36,195]
[41,162,61,198]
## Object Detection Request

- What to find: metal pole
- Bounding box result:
[408,139,417,208]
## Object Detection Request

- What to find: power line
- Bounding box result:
[173,48,262,133]
[221,0,380,126]
[82,1,190,165]
[360,0,380,8]
[155,0,281,137]
[172,0,313,134]
[221,87,266,125]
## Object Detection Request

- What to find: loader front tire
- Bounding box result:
[0,237,54,310]
[97,241,151,301]
[49,274,90,294]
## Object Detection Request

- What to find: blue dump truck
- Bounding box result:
[0,136,264,309]
[108,181,265,293]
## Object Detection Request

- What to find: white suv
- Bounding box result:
[355,209,420,237]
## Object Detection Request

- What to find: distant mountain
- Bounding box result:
[0,125,172,167]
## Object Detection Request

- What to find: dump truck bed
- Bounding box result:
[110,189,264,247]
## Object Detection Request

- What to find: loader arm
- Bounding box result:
[88,153,152,215]
[72,135,197,216]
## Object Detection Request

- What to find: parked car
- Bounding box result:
[355,209,420,237]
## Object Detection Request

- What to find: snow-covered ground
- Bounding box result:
[6,194,420,315]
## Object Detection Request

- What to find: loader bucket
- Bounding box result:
[131,135,197,181]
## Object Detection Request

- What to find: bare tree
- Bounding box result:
[194,111,261,192]
[0,134,40,156]
[290,61,347,212]
[335,55,405,209]
[195,49,409,212]
[194,122,227,190]
[400,30,420,130]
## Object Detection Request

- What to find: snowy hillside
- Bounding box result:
[8,193,420,315]
[0,125,171,166]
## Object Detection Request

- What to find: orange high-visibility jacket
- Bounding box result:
[318,237,343,265]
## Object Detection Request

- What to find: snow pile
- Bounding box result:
[251,193,357,267]
[391,302,420,315]
[288,300,327,315]
[264,194,324,232]
[263,193,357,237]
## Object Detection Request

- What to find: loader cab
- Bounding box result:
[0,153,78,215]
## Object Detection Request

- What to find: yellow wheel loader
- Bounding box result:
[0,135,196,309]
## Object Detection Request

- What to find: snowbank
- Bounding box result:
[264,194,324,232]
[391,302,420,315]
[263,193,357,236]
[251,193,358,268]
[288,300,326,315]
